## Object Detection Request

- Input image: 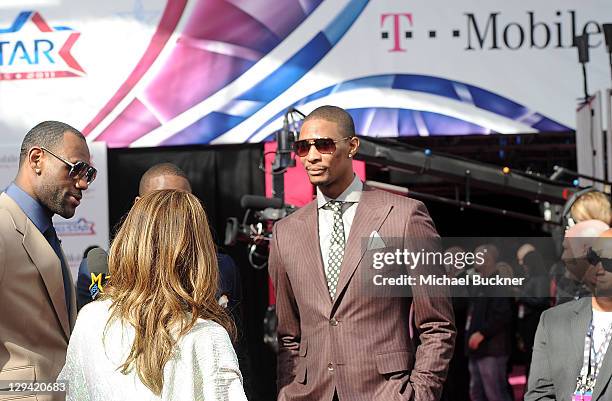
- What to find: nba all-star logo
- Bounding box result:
[0,11,85,81]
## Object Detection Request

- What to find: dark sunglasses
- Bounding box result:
[41,146,97,184]
[293,137,352,157]
[586,247,612,273]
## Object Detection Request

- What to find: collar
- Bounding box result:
[317,174,363,209]
[5,182,53,234]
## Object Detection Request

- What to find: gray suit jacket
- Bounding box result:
[0,193,76,401]
[525,297,612,401]
[269,186,456,401]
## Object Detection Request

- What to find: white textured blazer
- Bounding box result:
[59,299,247,401]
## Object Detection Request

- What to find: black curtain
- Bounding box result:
[107,143,275,401]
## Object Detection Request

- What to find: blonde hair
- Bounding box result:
[104,190,235,395]
[571,191,612,225]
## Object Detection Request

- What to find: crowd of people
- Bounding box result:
[1,108,611,401]
[440,189,612,401]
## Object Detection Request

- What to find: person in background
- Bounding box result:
[76,245,102,311]
[466,244,514,401]
[552,190,611,304]
[525,219,612,401]
[0,121,95,401]
[76,162,252,397]
[515,246,551,376]
[59,190,247,400]
[570,191,612,226]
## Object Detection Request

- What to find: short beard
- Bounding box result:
[40,182,72,218]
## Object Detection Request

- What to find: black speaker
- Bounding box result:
[603,23,612,54]
[575,34,590,64]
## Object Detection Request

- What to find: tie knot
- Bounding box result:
[323,201,344,213]
[324,200,343,213]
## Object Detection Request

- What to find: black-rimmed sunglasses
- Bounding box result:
[41,146,97,184]
[293,137,351,157]
[586,247,612,273]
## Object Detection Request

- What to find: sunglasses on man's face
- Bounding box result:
[293,137,351,157]
[41,146,97,184]
[586,247,612,273]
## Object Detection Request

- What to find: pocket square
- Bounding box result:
[367,230,386,250]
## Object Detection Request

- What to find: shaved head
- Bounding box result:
[302,105,356,138]
[138,163,191,197]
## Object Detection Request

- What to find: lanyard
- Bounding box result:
[575,319,612,394]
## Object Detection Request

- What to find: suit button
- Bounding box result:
[327,363,334,371]
[330,318,338,326]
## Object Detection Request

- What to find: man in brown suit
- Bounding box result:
[0,121,95,401]
[269,106,456,401]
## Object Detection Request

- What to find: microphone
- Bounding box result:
[240,194,284,210]
[86,247,109,300]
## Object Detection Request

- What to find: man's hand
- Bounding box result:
[468,331,485,350]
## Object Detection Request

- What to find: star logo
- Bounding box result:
[89,272,106,295]
[55,218,96,236]
[0,11,85,81]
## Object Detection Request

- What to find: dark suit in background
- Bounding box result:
[525,297,612,401]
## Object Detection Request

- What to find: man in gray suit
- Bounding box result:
[269,106,456,401]
[0,121,95,401]
[525,220,612,401]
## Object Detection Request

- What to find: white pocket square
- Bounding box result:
[367,230,386,250]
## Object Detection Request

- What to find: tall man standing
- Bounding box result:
[0,121,95,400]
[269,106,456,401]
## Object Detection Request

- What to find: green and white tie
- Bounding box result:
[324,200,345,299]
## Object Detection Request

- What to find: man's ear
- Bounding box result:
[349,136,360,158]
[28,147,44,174]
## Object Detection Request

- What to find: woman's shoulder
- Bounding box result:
[75,299,112,324]
[181,319,235,356]
[70,299,114,344]
[187,319,231,342]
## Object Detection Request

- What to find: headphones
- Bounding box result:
[561,187,599,228]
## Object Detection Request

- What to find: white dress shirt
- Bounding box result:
[58,299,247,401]
[592,309,612,358]
[317,175,363,279]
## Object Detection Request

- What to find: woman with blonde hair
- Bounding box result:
[59,190,246,400]
[570,190,612,225]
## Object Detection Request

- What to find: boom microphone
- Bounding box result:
[86,247,109,300]
[240,195,284,210]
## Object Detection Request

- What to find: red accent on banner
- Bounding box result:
[82,0,188,136]
[59,33,85,73]
[0,70,79,81]
[31,12,52,32]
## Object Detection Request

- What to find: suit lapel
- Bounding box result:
[60,245,77,329]
[298,202,333,308]
[1,194,71,339]
[594,345,612,400]
[332,188,392,309]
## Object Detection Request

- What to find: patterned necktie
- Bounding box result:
[324,200,345,299]
[44,226,72,317]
